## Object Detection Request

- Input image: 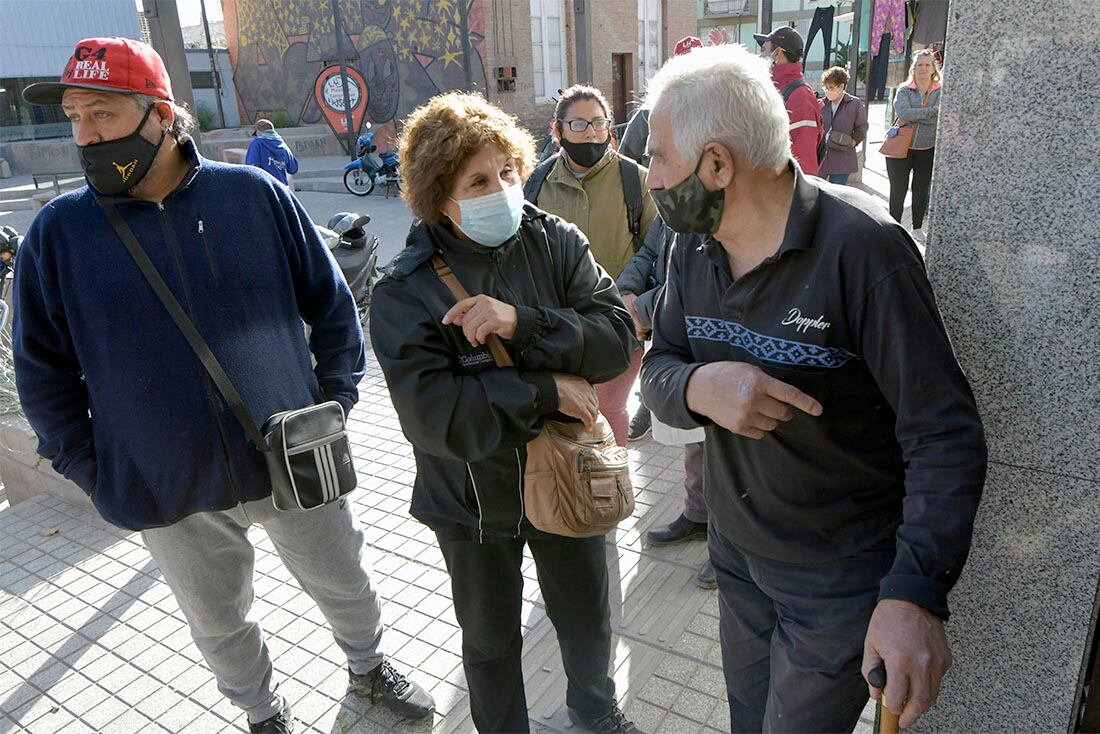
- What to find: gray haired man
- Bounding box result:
[640,44,986,731]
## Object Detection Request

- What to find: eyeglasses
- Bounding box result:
[562,117,611,133]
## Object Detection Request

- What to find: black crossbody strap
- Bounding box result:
[97,201,269,449]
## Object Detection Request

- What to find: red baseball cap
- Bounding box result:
[674,36,704,56]
[23,37,174,106]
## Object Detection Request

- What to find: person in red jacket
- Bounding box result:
[754,27,824,176]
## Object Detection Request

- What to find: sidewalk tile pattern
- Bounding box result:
[0,347,875,733]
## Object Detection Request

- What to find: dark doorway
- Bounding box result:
[611,54,633,128]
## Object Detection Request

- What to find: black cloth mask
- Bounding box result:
[560,136,611,169]
[79,105,166,195]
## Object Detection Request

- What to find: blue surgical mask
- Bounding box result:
[449,183,524,248]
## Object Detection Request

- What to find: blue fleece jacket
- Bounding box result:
[245,131,299,185]
[13,138,365,530]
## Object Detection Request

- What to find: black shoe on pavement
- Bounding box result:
[349,660,435,720]
[627,406,652,442]
[694,559,717,589]
[645,514,708,546]
[249,706,294,734]
[569,705,645,734]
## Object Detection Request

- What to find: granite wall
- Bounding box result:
[917,0,1100,730]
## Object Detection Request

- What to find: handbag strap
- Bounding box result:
[97,200,269,449]
[429,254,514,368]
[892,87,931,127]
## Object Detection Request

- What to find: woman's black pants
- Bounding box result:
[437,532,616,733]
[886,146,935,228]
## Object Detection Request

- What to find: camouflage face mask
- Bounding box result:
[650,151,726,235]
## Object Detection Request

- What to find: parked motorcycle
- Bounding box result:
[344,123,400,197]
[0,226,21,332]
[314,213,379,327]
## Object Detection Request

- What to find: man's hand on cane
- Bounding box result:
[862,599,952,729]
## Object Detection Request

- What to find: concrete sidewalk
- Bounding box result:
[0,338,878,733]
[0,109,908,733]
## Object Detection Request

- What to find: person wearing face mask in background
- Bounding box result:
[14,38,434,734]
[754,26,824,177]
[817,66,869,185]
[370,92,640,734]
[528,85,658,447]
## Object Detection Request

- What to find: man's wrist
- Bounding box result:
[878,573,951,621]
[684,364,712,419]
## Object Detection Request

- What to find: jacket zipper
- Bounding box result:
[197,217,220,285]
[514,448,524,537]
[465,462,485,543]
[491,250,524,313]
[158,202,242,502]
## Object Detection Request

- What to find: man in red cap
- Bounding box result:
[754,26,824,176]
[16,37,434,734]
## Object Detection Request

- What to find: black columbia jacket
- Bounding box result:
[370,204,634,541]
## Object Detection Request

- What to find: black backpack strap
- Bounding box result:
[523,153,559,204]
[617,156,645,252]
[97,200,269,450]
[781,79,810,103]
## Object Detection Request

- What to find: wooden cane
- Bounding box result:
[868,664,900,734]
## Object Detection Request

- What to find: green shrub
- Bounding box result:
[195,101,218,132]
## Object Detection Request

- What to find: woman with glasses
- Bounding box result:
[370,92,641,734]
[531,84,657,446]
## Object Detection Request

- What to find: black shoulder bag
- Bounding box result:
[98,201,356,511]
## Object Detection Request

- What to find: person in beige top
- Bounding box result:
[533,85,657,445]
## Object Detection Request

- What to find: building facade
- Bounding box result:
[186,48,243,130]
[478,0,697,137]
[221,0,696,150]
[0,0,141,143]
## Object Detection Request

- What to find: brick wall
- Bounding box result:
[588,0,639,105]
[662,0,699,63]
[482,0,558,141]
[481,0,700,142]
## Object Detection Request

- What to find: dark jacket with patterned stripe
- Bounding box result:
[641,164,986,620]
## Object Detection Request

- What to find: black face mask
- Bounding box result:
[78,105,165,195]
[559,135,611,169]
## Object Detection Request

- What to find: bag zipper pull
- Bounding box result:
[198,219,204,234]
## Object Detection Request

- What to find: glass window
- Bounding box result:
[0,78,71,143]
[637,0,662,88]
[531,0,567,101]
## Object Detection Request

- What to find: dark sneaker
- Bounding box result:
[627,406,652,442]
[645,514,708,546]
[694,559,717,589]
[349,660,435,720]
[249,706,294,734]
[569,705,645,733]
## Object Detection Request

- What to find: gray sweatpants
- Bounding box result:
[141,496,385,724]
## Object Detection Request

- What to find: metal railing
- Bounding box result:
[704,0,750,16]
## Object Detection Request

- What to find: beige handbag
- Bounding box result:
[431,255,635,538]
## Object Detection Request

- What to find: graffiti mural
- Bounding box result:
[222,0,487,148]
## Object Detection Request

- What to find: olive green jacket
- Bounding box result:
[535,149,657,279]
